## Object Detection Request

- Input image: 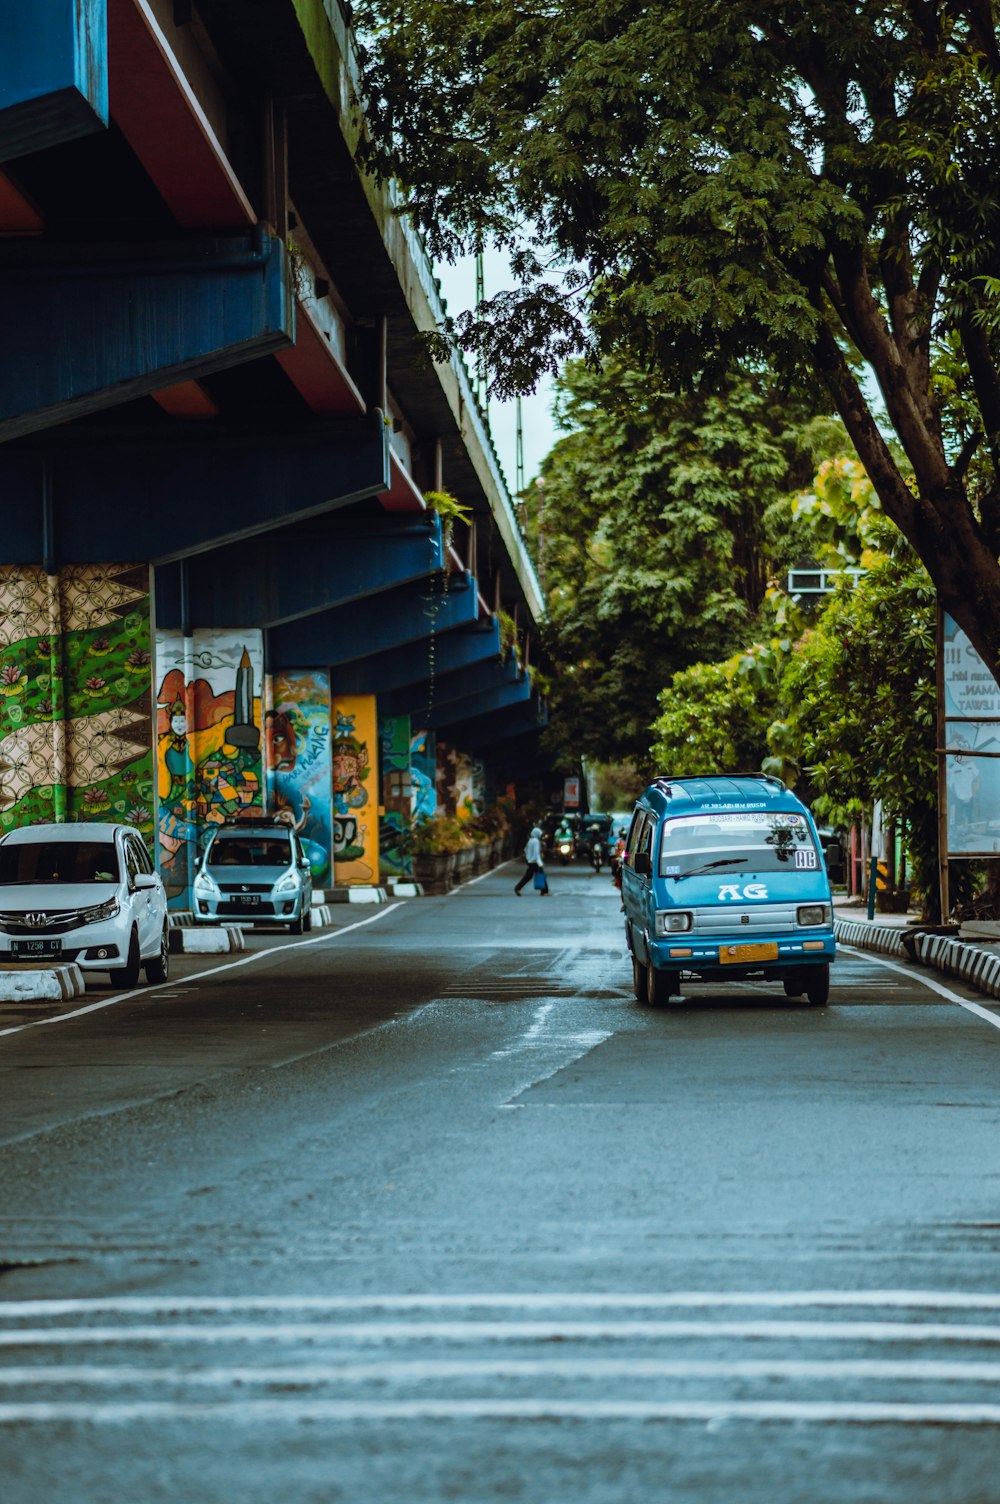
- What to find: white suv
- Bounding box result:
[193,822,313,931]
[0,823,169,987]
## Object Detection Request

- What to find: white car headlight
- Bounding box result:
[81,898,120,925]
[275,870,299,893]
[655,910,693,936]
[194,871,220,895]
[797,904,831,926]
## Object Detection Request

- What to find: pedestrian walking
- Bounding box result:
[514,825,549,895]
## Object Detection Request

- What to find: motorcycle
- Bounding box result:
[589,839,604,873]
[554,836,574,865]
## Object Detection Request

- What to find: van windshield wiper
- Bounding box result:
[673,857,748,880]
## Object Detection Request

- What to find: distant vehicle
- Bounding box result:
[578,813,613,872]
[0,822,168,987]
[622,775,835,1007]
[194,821,313,932]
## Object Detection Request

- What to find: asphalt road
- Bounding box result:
[3,864,1000,1502]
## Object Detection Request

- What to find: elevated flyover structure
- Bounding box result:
[0,0,547,906]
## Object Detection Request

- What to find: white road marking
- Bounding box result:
[7,1357,1000,1385]
[442,861,514,895]
[0,905,401,1041]
[6,1319,1000,1346]
[4,1398,1000,1423]
[838,944,1000,1030]
[7,1290,1000,1316]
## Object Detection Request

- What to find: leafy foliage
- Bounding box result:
[526,359,831,764]
[355,1,1000,680]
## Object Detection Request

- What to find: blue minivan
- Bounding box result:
[622,774,836,1006]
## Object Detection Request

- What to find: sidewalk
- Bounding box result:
[833,894,1000,1003]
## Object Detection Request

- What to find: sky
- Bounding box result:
[434,248,561,498]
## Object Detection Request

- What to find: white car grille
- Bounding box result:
[689,903,802,935]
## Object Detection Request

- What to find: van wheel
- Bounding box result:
[109,929,142,989]
[783,973,804,999]
[632,955,647,1000]
[144,927,170,984]
[646,965,678,1007]
[805,963,830,1006]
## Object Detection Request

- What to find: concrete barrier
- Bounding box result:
[326,886,388,905]
[835,915,1000,1003]
[167,911,195,929]
[0,964,86,1002]
[834,918,907,958]
[168,926,246,955]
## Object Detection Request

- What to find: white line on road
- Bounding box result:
[5,1398,1000,1423]
[7,1319,1000,1345]
[0,905,402,1041]
[7,1290,1000,1317]
[839,943,1000,1030]
[7,1357,1000,1385]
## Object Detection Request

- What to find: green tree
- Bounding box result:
[530,359,829,763]
[356,1,1000,681]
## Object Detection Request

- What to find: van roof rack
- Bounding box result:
[650,773,786,797]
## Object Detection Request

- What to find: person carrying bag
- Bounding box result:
[514,825,549,895]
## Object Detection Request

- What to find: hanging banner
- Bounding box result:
[331,695,379,885]
[941,612,1000,856]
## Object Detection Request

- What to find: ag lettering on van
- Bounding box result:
[718,883,769,901]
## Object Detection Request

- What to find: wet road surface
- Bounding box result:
[3,865,1000,1501]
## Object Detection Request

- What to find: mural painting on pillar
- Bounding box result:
[155,630,264,908]
[0,564,154,836]
[436,740,485,822]
[331,695,379,885]
[410,728,437,820]
[265,671,333,888]
[378,713,412,877]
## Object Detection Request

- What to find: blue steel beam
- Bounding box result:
[270,572,481,670]
[333,620,502,696]
[378,656,521,719]
[0,0,108,160]
[0,231,293,441]
[422,675,532,730]
[0,416,389,562]
[444,698,549,751]
[156,515,444,629]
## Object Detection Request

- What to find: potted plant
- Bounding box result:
[410,813,463,894]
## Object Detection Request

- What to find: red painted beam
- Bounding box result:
[379,449,426,513]
[275,299,366,418]
[108,0,255,229]
[0,170,43,236]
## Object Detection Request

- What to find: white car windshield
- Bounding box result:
[659,812,821,878]
[0,840,120,885]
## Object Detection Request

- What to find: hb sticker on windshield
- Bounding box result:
[718,883,769,901]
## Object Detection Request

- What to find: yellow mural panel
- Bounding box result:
[331,694,379,885]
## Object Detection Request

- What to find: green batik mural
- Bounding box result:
[0,565,154,838]
[378,712,412,876]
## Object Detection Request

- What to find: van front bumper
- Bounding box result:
[649,930,835,978]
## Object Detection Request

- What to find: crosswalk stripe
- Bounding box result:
[5,1319,1000,1345]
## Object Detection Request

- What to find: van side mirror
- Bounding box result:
[634,852,652,877]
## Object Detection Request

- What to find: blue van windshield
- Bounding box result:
[659,812,821,878]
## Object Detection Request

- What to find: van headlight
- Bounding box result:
[81,898,120,925]
[275,870,299,893]
[655,910,693,936]
[797,904,830,926]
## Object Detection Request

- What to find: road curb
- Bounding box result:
[167,911,195,929]
[0,964,86,1002]
[834,918,906,958]
[326,887,389,905]
[169,926,246,955]
[835,917,1000,1002]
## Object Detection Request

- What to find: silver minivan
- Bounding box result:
[193,822,313,932]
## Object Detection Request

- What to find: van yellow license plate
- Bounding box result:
[720,942,779,965]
